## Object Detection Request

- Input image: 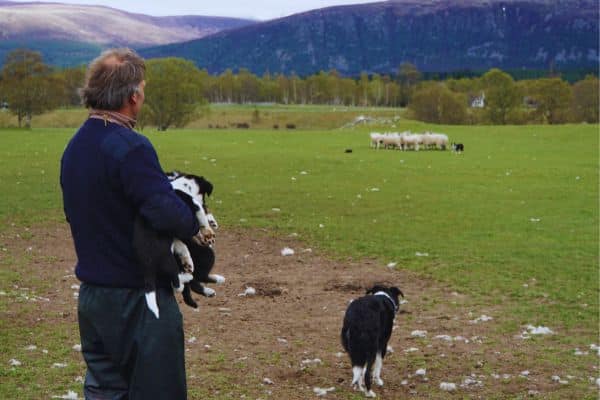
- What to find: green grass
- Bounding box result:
[1,122,598,334]
[0,111,598,398]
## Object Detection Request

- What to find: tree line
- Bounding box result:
[0,49,597,128]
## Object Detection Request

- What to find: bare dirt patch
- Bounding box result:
[1,223,598,399]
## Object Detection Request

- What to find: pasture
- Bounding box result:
[0,115,598,399]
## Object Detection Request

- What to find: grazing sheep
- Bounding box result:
[402,134,420,151]
[370,132,383,149]
[368,131,450,152]
[430,132,449,150]
[380,133,402,150]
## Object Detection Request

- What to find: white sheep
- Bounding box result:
[430,133,449,150]
[369,132,383,149]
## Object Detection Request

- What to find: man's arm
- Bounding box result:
[119,144,200,239]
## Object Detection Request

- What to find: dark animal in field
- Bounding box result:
[341,285,404,397]
[133,173,223,317]
[452,142,464,153]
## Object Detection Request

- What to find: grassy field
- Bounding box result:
[0,104,402,130]
[0,110,598,398]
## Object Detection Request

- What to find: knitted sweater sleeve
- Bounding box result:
[119,143,200,239]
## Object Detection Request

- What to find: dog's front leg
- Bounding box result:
[194,226,215,246]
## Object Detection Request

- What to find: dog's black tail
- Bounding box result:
[341,326,350,353]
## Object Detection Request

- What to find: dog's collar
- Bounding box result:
[374,291,398,313]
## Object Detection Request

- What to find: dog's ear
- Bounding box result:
[390,286,404,298]
[197,176,213,197]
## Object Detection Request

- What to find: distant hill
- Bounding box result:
[141,0,599,76]
[0,1,256,67]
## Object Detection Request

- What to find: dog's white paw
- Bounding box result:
[365,390,376,398]
[175,273,193,292]
[203,287,216,297]
[198,227,216,246]
[210,274,225,284]
[375,377,384,386]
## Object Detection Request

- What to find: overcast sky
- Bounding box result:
[9,0,381,20]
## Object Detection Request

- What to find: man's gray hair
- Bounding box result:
[80,48,145,110]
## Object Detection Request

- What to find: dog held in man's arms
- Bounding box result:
[341,285,404,397]
[133,172,224,318]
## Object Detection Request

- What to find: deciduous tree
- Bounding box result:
[482,68,520,125]
[409,82,467,124]
[528,78,573,124]
[142,58,207,131]
[0,49,60,128]
[571,75,598,123]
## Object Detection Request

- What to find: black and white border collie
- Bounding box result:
[451,142,464,153]
[133,172,224,318]
[341,285,404,398]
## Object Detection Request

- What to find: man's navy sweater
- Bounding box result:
[60,118,200,288]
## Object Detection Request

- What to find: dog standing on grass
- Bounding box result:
[341,285,404,397]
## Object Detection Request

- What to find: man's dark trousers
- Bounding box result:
[78,284,187,400]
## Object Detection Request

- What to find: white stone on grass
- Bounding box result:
[52,363,68,368]
[526,325,554,335]
[9,359,21,366]
[470,315,493,324]
[440,382,456,391]
[281,247,294,256]
[301,358,322,366]
[238,287,256,297]
[313,387,335,396]
[415,368,426,376]
[51,391,79,399]
[520,325,554,338]
[411,330,427,338]
[72,344,81,352]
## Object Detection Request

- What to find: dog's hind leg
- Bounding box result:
[190,281,216,297]
[373,353,384,386]
[351,366,363,391]
[172,239,194,274]
[182,284,198,308]
[207,274,225,284]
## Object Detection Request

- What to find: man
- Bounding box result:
[61,48,198,399]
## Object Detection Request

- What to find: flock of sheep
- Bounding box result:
[369,131,458,151]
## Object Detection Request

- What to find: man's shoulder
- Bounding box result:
[100,124,153,162]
